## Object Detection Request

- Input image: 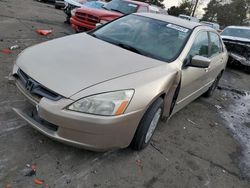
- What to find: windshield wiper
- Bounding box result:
[117,43,143,55]
[117,43,164,61]
[88,35,144,57]
[89,33,97,38]
[110,8,124,14]
[88,35,164,61]
[102,6,109,10]
[89,33,103,40]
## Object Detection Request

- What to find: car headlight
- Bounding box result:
[100,19,108,24]
[71,8,77,16]
[67,90,134,116]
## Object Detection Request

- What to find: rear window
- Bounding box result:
[104,0,138,15]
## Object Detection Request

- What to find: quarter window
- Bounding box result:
[209,32,222,57]
[189,31,209,58]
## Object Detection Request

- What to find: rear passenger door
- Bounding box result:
[207,32,225,82]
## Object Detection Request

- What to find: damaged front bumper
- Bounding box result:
[223,39,250,67]
[12,69,143,151]
[12,105,140,151]
[229,52,250,66]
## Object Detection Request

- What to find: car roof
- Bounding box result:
[125,0,148,6]
[134,13,202,29]
[225,26,250,30]
[201,21,219,25]
[179,14,189,18]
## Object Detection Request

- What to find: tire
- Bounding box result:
[203,73,222,98]
[64,16,70,24]
[130,98,163,150]
[245,66,250,74]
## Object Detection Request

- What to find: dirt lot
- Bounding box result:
[0,0,250,187]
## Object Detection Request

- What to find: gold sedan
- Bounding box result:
[12,13,228,151]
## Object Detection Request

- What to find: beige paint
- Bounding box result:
[12,13,228,151]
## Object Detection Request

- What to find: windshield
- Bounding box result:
[221,28,250,40]
[90,15,191,62]
[104,0,138,14]
[84,1,104,9]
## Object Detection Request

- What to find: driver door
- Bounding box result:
[173,31,211,113]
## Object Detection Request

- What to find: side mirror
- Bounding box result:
[96,23,102,28]
[189,55,211,68]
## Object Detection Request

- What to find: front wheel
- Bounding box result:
[130,98,163,150]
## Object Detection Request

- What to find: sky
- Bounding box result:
[164,0,181,9]
[164,0,210,18]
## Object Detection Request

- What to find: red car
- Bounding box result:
[70,0,150,32]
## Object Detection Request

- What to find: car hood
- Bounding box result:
[76,7,123,17]
[65,0,83,7]
[16,33,164,98]
[221,35,250,43]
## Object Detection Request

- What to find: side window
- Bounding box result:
[137,6,148,13]
[209,32,222,57]
[189,31,209,58]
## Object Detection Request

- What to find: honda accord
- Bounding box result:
[12,13,228,151]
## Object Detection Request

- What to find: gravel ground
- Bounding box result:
[0,0,250,187]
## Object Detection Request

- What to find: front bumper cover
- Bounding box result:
[229,52,250,67]
[13,81,144,151]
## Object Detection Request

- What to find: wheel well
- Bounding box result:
[159,93,166,100]
[158,81,181,120]
[218,70,224,79]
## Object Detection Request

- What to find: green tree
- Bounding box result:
[202,0,249,27]
[202,0,222,22]
[230,0,248,25]
[168,0,193,16]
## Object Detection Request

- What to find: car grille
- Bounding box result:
[75,12,99,25]
[26,105,59,132]
[16,69,62,101]
[223,40,250,60]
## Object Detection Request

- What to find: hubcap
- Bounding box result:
[145,108,162,144]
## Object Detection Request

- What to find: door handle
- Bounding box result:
[205,68,210,72]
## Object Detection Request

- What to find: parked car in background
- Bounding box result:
[38,0,57,3]
[149,5,167,15]
[70,0,150,32]
[179,14,199,23]
[38,0,64,9]
[221,26,250,73]
[64,0,106,23]
[200,21,220,32]
[12,13,228,151]
[55,0,65,9]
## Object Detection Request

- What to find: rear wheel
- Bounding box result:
[130,98,163,150]
[245,66,250,74]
